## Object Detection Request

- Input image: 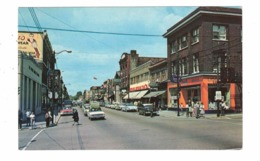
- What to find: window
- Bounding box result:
[193,54,199,73]
[213,25,227,40]
[178,35,188,49]
[171,40,178,53]
[192,28,199,43]
[171,61,176,75]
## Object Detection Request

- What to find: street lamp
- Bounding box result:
[54,50,72,55]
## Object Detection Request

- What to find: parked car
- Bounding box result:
[115,103,124,110]
[105,102,112,108]
[137,103,159,116]
[87,107,105,120]
[82,104,90,116]
[121,103,138,112]
[110,102,119,109]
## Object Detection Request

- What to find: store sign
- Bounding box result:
[215,91,222,101]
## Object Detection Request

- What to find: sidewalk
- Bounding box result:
[159,110,243,119]
[19,111,61,130]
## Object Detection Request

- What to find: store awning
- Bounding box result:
[123,91,140,99]
[143,90,166,98]
[133,90,149,99]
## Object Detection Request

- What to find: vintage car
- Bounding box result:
[121,103,138,112]
[137,103,159,116]
[87,107,105,120]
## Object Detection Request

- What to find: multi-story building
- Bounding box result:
[143,59,168,106]
[18,51,42,117]
[120,50,165,102]
[163,7,242,111]
[18,30,56,112]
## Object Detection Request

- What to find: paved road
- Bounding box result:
[19,106,242,150]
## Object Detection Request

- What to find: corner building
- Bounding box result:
[163,7,242,112]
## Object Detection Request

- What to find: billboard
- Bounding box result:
[18,32,43,61]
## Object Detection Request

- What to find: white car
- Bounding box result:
[87,107,105,120]
[82,104,90,116]
[121,103,138,112]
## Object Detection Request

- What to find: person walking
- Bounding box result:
[200,102,205,118]
[45,111,50,127]
[195,101,200,119]
[188,100,193,117]
[18,110,23,129]
[26,109,31,126]
[30,112,35,129]
[72,109,79,125]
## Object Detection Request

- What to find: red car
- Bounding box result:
[60,100,73,116]
[60,107,73,116]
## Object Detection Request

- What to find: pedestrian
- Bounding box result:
[45,111,50,127]
[26,109,31,126]
[186,104,189,117]
[195,101,200,119]
[221,101,228,116]
[188,100,193,117]
[18,110,23,129]
[48,109,52,124]
[72,109,79,125]
[200,102,205,118]
[30,112,35,129]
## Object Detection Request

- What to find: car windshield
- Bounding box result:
[90,108,102,112]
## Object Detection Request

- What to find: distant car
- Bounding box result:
[60,107,73,116]
[138,103,159,116]
[82,104,90,116]
[110,102,119,109]
[121,103,138,112]
[115,103,123,110]
[105,102,112,108]
[87,107,105,120]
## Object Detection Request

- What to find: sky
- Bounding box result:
[18,6,199,96]
[1,0,260,160]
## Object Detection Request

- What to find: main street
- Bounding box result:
[19,106,242,150]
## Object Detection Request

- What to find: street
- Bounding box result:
[19,106,242,150]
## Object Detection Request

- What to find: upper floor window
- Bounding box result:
[171,40,178,54]
[192,28,199,44]
[178,35,188,49]
[193,53,199,73]
[213,25,227,40]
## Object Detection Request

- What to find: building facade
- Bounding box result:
[18,30,56,111]
[18,51,42,118]
[163,7,242,111]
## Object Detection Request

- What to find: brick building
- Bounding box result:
[163,7,242,111]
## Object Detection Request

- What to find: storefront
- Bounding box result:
[167,75,237,111]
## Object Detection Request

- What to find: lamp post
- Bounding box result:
[51,49,72,124]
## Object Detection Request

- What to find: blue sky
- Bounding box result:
[18,6,199,95]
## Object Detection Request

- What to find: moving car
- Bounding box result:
[60,107,73,116]
[60,100,73,116]
[87,107,105,120]
[138,103,159,116]
[82,103,90,116]
[121,103,138,112]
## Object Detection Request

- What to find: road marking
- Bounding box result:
[22,129,44,150]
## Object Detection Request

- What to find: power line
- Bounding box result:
[18,25,163,37]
